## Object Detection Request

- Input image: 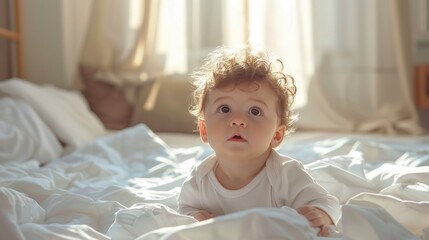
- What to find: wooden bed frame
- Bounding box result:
[0,0,24,78]
[415,64,429,109]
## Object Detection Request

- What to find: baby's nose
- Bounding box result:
[230,116,247,127]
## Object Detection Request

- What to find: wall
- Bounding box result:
[0,0,11,80]
[22,0,93,88]
[412,1,429,130]
[412,0,429,64]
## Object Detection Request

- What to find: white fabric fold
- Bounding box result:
[0,98,62,164]
[0,124,428,239]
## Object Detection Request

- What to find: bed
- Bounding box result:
[1,1,429,238]
[0,78,428,240]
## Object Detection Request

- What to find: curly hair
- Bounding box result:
[189,46,297,135]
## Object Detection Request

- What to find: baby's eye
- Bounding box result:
[249,107,262,116]
[217,105,230,114]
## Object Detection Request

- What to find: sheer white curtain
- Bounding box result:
[80,0,188,86]
[247,0,422,134]
[305,0,422,134]
[80,0,423,134]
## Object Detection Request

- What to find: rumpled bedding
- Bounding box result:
[1,101,429,239]
[0,98,62,164]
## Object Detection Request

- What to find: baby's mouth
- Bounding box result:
[228,134,246,142]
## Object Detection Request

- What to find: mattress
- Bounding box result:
[0,82,428,239]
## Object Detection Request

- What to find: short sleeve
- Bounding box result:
[280,160,341,224]
[178,166,204,216]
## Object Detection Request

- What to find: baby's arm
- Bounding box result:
[178,165,215,221]
[278,159,340,235]
[297,205,333,236]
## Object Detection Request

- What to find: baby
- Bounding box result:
[178,46,340,236]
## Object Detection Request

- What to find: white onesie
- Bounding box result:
[178,150,341,224]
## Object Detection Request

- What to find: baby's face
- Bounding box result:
[201,81,284,162]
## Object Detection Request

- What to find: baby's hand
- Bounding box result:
[297,205,334,237]
[192,210,215,221]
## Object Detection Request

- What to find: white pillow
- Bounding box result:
[0,78,106,151]
[0,98,62,164]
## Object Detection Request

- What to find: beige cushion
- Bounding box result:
[131,75,197,134]
[80,66,133,130]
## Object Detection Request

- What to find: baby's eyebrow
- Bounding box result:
[212,96,232,105]
[212,96,269,109]
[248,98,269,108]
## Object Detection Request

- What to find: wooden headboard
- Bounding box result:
[0,0,24,79]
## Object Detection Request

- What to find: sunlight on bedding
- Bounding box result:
[0,117,428,239]
[0,89,428,239]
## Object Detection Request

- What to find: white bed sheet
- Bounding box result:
[1,123,428,240]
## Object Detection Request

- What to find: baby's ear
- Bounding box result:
[198,120,209,143]
[271,125,285,148]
